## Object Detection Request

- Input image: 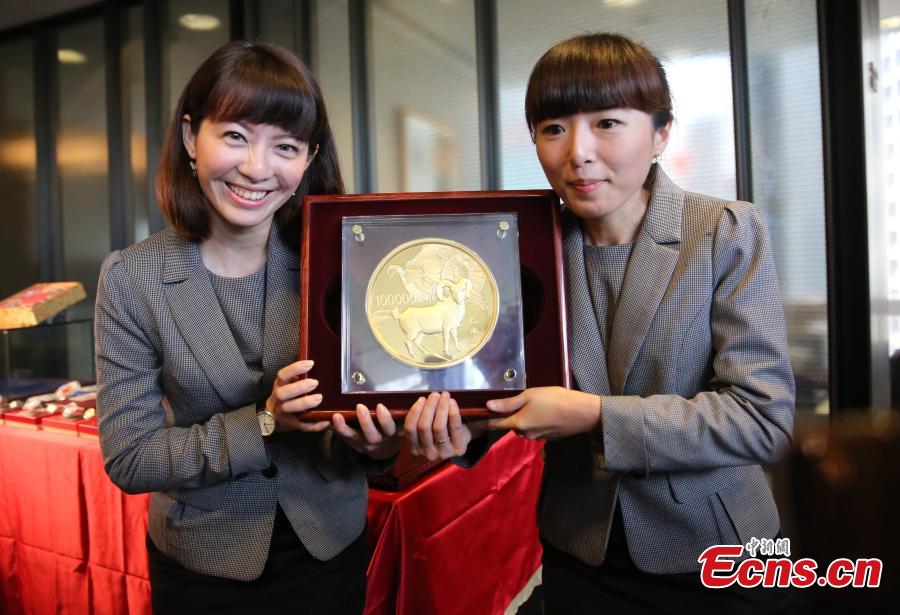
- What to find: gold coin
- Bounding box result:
[365,238,499,369]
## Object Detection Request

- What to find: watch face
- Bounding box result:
[258,411,276,436]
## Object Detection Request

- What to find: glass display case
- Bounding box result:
[0,317,94,401]
[341,213,526,394]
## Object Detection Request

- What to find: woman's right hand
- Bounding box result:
[404,391,482,460]
[265,359,329,432]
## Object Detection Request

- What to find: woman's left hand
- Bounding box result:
[484,386,603,441]
[331,403,401,460]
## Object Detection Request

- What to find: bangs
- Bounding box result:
[201,52,318,142]
[525,34,670,132]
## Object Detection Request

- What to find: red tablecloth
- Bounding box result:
[0,427,542,615]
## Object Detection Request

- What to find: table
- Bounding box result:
[0,426,542,615]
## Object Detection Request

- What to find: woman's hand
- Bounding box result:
[484,387,602,441]
[266,359,329,432]
[404,391,481,461]
[331,404,401,460]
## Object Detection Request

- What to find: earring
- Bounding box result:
[189,159,197,177]
[292,191,297,197]
[652,153,660,165]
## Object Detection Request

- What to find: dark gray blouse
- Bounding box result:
[209,265,266,396]
[583,243,632,350]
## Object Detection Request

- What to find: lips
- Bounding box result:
[227,183,270,202]
[568,178,606,193]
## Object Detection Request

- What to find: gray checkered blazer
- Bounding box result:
[538,168,795,574]
[95,221,371,581]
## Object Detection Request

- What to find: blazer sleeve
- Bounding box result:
[601,201,795,475]
[95,252,270,495]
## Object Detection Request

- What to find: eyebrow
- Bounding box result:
[228,120,301,141]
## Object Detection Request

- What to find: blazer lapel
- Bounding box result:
[261,222,301,392]
[607,169,683,395]
[563,210,611,396]
[163,231,259,408]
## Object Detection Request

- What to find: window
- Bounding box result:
[123,4,149,243]
[746,0,828,412]
[57,17,110,320]
[314,0,356,192]
[0,38,38,299]
[369,0,480,192]
[164,0,229,115]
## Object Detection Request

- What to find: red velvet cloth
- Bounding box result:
[0,427,542,614]
[0,428,97,614]
[364,434,544,615]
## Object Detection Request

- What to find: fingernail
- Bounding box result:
[302,359,315,368]
[312,394,323,402]
[486,400,497,410]
[307,379,319,387]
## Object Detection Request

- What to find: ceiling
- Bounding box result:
[0,0,99,34]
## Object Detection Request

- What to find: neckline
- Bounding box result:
[207,262,267,282]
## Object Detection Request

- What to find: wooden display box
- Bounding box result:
[3,408,58,429]
[301,191,570,489]
[0,403,22,424]
[42,415,85,436]
[367,441,445,491]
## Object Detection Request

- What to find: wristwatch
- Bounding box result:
[257,402,277,437]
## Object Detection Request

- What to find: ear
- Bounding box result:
[182,114,198,159]
[653,120,672,157]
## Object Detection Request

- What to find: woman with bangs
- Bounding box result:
[408,33,797,612]
[95,41,399,614]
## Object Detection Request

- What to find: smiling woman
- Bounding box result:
[181,120,313,275]
[94,40,403,614]
[156,40,341,249]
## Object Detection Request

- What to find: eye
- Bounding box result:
[224,131,246,143]
[275,143,300,155]
[539,123,565,136]
[598,119,620,129]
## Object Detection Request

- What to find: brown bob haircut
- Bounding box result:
[525,33,673,138]
[157,40,344,249]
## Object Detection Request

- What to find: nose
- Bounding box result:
[568,122,595,167]
[238,143,272,182]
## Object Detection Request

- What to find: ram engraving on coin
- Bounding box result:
[365,238,499,369]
